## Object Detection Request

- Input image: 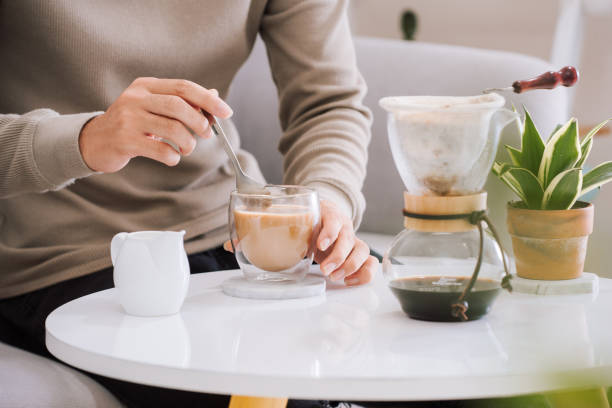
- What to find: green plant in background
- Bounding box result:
[493,110,612,210]
[400,10,418,40]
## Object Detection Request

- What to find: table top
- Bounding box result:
[46,268,612,401]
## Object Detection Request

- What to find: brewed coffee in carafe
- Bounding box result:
[380,94,515,322]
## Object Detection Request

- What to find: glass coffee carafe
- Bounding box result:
[379,94,516,322]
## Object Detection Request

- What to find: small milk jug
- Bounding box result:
[111,230,190,316]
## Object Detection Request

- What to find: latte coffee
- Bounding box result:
[234,205,315,272]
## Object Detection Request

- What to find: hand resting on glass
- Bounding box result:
[224,199,377,286]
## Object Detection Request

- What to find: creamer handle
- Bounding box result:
[110,232,128,266]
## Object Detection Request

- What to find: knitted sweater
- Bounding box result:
[0,0,371,298]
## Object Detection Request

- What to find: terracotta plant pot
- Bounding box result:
[506,202,594,280]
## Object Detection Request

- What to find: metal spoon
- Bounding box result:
[208,116,268,194]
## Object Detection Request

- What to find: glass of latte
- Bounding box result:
[229,185,320,282]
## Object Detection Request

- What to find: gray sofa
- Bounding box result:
[0,36,570,407]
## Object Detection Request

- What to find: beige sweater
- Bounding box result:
[0,0,371,298]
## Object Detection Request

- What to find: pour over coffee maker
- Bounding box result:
[379,93,515,322]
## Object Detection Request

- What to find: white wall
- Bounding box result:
[349,0,556,60]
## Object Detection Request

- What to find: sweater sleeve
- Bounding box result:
[0,109,102,199]
[259,0,372,228]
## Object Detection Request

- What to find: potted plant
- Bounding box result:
[493,111,611,280]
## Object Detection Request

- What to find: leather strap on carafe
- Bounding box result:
[403,192,488,232]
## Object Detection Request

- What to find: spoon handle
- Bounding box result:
[208,115,268,194]
[209,116,246,175]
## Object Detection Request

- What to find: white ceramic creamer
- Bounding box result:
[111,231,189,316]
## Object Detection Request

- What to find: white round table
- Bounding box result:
[46,268,612,402]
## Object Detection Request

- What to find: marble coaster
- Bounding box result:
[221,274,326,300]
[511,272,599,295]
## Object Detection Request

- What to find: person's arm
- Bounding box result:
[0,109,101,199]
[260,0,372,226]
[1,78,233,199]
[260,0,376,286]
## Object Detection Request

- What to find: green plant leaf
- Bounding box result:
[506,168,545,209]
[519,108,545,175]
[505,145,523,166]
[581,161,612,196]
[492,161,504,175]
[493,162,544,209]
[492,162,525,202]
[502,109,545,174]
[575,137,592,169]
[576,118,610,168]
[581,118,610,147]
[542,168,582,210]
[538,118,581,188]
[492,161,521,179]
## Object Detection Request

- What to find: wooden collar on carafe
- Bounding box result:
[403,191,487,232]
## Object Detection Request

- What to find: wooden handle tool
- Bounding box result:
[483,66,578,94]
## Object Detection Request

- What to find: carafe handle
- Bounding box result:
[494,108,520,131]
[487,108,520,160]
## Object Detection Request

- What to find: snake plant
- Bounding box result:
[493,110,611,210]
